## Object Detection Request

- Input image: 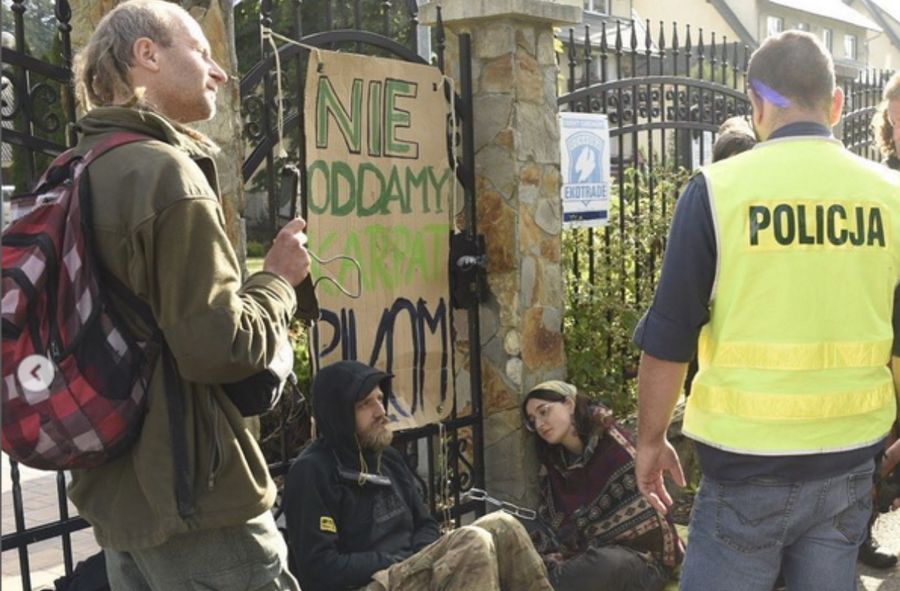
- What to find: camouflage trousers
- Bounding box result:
[359,511,554,591]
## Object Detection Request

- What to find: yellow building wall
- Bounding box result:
[762,6,870,65]
[631,0,742,43]
[868,34,900,70]
[848,0,900,71]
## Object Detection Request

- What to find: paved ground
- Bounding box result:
[862,511,900,591]
[1,454,100,591]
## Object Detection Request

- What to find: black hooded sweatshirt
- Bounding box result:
[284,361,440,591]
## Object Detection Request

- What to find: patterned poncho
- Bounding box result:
[532,405,684,569]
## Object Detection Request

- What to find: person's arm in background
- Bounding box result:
[406,478,441,553]
[528,468,562,556]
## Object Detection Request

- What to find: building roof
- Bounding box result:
[709,0,757,47]
[870,0,900,25]
[767,0,882,31]
[858,0,900,53]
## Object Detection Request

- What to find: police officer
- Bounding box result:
[633,31,900,591]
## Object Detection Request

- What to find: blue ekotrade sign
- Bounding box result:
[559,112,610,228]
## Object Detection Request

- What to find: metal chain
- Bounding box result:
[462,488,537,520]
[437,421,454,532]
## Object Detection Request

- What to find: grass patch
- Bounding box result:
[247,256,264,275]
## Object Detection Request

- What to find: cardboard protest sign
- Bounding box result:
[304,49,454,429]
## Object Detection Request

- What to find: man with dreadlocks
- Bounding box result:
[67,2,309,588]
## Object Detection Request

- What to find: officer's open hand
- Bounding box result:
[264,217,311,286]
[635,438,685,516]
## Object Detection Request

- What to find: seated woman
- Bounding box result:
[522,380,683,591]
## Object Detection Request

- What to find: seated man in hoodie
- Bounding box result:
[284,360,555,591]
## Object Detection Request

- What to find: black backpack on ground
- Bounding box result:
[48,551,109,591]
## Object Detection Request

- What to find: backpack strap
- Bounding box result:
[161,346,194,518]
[75,132,158,328]
[29,147,84,196]
[75,131,195,519]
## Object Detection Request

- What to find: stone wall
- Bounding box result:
[474,19,568,504]
[424,1,579,505]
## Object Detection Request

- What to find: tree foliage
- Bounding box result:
[1,0,57,58]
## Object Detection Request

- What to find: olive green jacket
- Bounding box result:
[66,107,296,551]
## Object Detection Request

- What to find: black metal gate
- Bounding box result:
[1,1,483,588]
[239,0,485,525]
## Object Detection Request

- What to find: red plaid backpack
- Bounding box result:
[1,132,160,470]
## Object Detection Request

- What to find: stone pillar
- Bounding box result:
[71,0,245,253]
[421,0,581,505]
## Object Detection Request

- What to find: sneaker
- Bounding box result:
[859,536,898,569]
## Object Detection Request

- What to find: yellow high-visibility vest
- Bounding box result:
[683,136,900,455]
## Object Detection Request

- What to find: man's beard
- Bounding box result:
[359,420,393,453]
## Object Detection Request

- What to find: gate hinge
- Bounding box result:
[450,233,488,309]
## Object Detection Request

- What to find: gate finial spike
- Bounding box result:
[600,21,607,55]
[615,20,622,53]
[645,19,651,55]
[657,21,665,69]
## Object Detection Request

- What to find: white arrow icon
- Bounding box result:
[17,354,56,393]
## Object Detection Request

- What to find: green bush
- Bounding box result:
[563,165,690,416]
[246,240,267,258]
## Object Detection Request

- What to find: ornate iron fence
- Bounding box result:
[558,19,893,406]
[843,67,894,161]
[2,0,75,191]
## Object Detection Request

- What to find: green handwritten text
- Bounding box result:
[311,222,450,295]
[315,74,419,159]
[307,160,452,217]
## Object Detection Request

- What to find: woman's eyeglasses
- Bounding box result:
[524,401,561,432]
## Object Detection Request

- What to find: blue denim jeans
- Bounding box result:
[679,458,873,591]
